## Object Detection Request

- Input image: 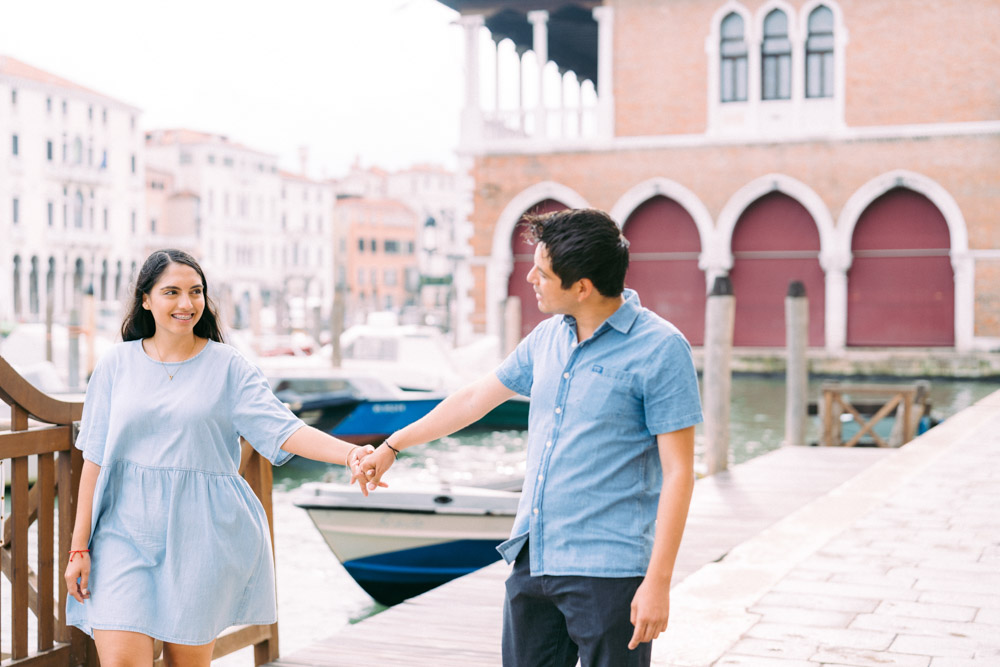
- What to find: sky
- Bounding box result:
[0,0,465,177]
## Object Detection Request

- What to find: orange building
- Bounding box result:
[336,197,420,323]
[437,0,1000,359]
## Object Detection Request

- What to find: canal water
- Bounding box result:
[214,376,998,665]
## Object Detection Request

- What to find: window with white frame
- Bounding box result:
[720,12,748,102]
[806,5,834,98]
[708,1,845,135]
[761,9,791,100]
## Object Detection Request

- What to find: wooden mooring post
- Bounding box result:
[0,355,280,666]
[784,281,808,446]
[703,276,735,475]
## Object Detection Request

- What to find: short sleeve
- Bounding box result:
[231,359,304,466]
[643,334,704,435]
[75,353,114,465]
[495,326,536,397]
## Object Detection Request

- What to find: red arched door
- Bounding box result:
[729,192,826,347]
[622,196,705,345]
[508,199,569,339]
[847,188,953,346]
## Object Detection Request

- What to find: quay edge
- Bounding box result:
[690,348,1000,379]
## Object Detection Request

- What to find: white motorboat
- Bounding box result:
[294,480,520,605]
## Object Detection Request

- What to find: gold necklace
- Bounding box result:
[150,337,196,381]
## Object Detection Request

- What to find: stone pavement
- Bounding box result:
[653,388,1000,667]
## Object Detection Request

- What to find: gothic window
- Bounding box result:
[806,6,835,98]
[762,9,791,100]
[720,13,748,102]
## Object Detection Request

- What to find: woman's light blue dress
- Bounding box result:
[66,339,304,645]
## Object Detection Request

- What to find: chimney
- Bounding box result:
[299,146,309,177]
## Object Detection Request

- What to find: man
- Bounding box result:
[357,208,702,667]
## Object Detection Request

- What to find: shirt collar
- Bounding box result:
[561,289,642,336]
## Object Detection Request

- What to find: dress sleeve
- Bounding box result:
[231,360,304,466]
[75,353,113,465]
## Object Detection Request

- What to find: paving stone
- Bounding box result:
[973,608,1000,625]
[874,600,977,622]
[889,635,979,658]
[918,590,1000,610]
[722,637,817,660]
[850,613,1000,645]
[828,572,917,589]
[746,623,894,651]
[912,577,1000,596]
[809,646,931,667]
[771,579,920,603]
[753,592,878,614]
[746,605,856,628]
[713,656,818,667]
[928,658,992,667]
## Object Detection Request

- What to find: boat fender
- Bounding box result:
[433,495,454,504]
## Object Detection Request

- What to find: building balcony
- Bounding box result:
[44,162,113,188]
[455,5,614,154]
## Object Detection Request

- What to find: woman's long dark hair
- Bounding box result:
[120,249,225,343]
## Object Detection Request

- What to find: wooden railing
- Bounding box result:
[820,381,930,448]
[0,354,279,666]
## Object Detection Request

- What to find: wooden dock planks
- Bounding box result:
[264,445,892,666]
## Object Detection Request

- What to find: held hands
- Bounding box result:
[65,551,91,603]
[357,443,398,492]
[346,444,387,496]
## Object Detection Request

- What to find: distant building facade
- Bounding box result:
[437,0,1000,353]
[0,55,145,324]
[336,197,419,325]
[144,129,335,333]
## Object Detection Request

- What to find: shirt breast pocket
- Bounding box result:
[570,364,637,415]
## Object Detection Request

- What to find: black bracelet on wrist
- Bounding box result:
[383,441,401,458]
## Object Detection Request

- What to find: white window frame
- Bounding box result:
[707,0,847,137]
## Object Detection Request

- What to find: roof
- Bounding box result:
[0,55,138,109]
[145,128,275,158]
[278,169,323,184]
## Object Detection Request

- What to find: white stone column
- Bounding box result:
[0,253,13,322]
[824,265,848,353]
[952,252,974,352]
[528,10,549,139]
[458,14,485,151]
[592,6,615,138]
[516,46,526,130]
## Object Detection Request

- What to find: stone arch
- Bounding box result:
[487,182,591,337]
[836,169,971,350]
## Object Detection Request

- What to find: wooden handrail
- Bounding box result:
[1,355,279,666]
[820,382,929,447]
[0,355,83,424]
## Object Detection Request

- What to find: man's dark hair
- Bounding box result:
[521,208,629,297]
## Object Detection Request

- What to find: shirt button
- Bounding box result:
[537,474,544,482]
[563,372,570,379]
[533,507,539,515]
[555,407,562,414]
[545,440,552,448]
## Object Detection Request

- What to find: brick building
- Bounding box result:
[438,0,1000,355]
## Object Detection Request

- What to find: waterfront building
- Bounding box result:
[0,55,145,325]
[278,169,335,332]
[435,0,1000,354]
[144,129,335,333]
[332,161,474,340]
[335,196,420,325]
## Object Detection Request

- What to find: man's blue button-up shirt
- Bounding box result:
[495,289,703,577]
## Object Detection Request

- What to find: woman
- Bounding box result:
[65,249,379,665]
